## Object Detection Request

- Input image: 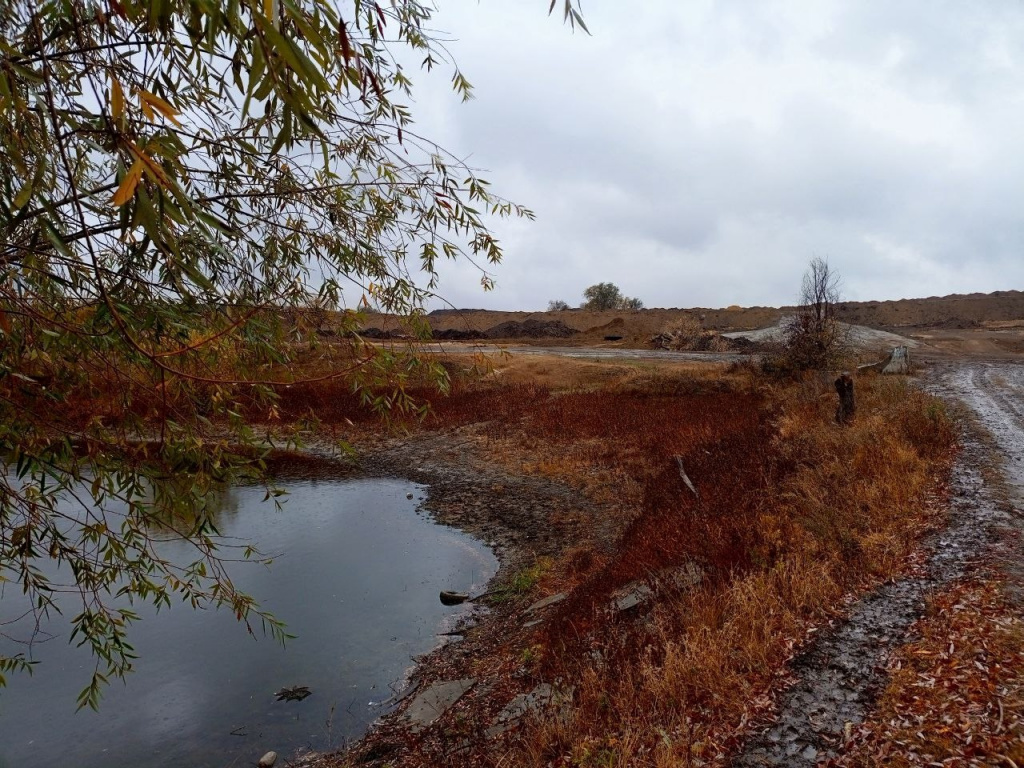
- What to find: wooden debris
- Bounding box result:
[674,455,699,498]
[835,372,856,424]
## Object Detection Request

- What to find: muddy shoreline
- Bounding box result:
[265,430,605,766]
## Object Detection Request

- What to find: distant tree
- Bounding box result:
[548,299,571,311]
[581,283,644,311]
[582,283,623,310]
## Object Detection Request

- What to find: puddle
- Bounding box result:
[0,477,496,767]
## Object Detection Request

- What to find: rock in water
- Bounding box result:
[274,685,312,702]
[258,752,278,768]
[439,590,470,606]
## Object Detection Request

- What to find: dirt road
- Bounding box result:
[428,342,747,363]
[738,362,1022,766]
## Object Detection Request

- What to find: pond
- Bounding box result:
[0,476,497,767]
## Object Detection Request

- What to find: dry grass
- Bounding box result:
[485,355,726,391]
[421,368,954,767]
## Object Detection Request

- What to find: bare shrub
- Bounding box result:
[656,316,731,352]
[764,257,849,373]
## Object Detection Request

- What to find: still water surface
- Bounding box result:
[0,477,496,767]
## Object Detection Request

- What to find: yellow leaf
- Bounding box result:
[126,142,171,188]
[111,159,144,206]
[263,0,279,28]
[139,89,181,126]
[111,77,124,119]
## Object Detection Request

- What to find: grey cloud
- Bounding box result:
[821,1,1024,103]
[399,1,1024,310]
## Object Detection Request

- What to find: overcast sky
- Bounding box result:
[400,1,1024,311]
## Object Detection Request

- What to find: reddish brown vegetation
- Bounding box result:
[494,375,954,767]
[271,361,956,766]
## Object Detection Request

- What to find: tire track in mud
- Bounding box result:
[737,362,1021,767]
[955,365,1024,454]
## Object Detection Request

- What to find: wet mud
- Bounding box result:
[738,362,1023,766]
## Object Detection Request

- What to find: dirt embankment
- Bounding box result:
[357,290,1024,350]
[422,289,1024,335]
[833,290,1024,329]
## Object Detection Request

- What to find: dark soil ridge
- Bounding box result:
[737,362,1023,766]
[360,317,580,341]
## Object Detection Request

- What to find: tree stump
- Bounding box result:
[835,372,855,424]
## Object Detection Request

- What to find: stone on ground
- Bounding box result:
[881,345,912,374]
[404,679,476,729]
[524,592,566,614]
[486,683,571,738]
[612,582,654,612]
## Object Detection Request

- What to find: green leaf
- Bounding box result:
[269,105,292,155]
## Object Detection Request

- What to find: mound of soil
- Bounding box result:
[355,327,489,341]
[354,289,1024,354]
[723,318,919,350]
[589,317,627,333]
[918,317,982,330]
[485,318,579,339]
[432,328,487,341]
[427,307,488,316]
[357,327,416,340]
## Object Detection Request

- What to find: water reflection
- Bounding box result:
[0,477,495,768]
